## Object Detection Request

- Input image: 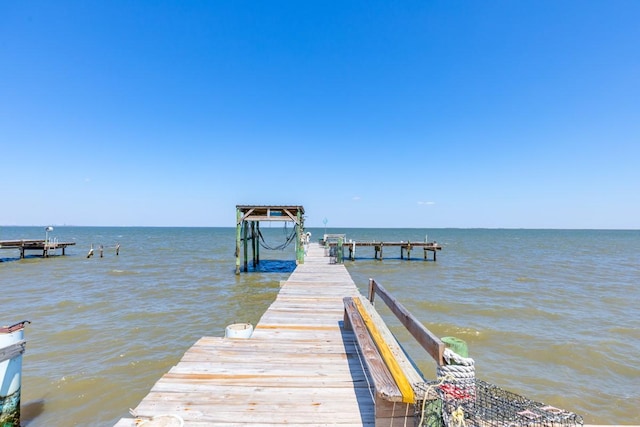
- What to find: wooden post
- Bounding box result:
[115,244,120,256]
[295,210,303,264]
[256,221,260,264]
[407,241,411,260]
[368,278,376,303]
[0,321,28,427]
[251,222,256,268]
[235,208,241,275]
[243,221,249,272]
[99,245,104,258]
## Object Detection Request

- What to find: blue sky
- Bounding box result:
[2,1,638,228]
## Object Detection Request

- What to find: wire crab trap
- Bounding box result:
[415,378,583,427]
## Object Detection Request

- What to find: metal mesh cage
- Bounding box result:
[415,379,583,427]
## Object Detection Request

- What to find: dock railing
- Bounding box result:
[367,278,445,366]
[343,278,445,426]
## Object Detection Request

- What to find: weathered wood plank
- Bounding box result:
[355,296,424,387]
[343,297,402,403]
[370,279,444,365]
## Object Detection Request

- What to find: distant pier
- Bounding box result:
[0,239,76,259]
[322,234,443,261]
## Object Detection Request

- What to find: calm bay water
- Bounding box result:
[1,226,638,426]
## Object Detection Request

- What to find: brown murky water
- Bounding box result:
[1,227,638,426]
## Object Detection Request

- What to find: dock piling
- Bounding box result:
[0,321,29,427]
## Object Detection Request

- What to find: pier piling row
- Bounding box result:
[326,240,442,261]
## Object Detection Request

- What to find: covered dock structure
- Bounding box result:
[235,205,306,274]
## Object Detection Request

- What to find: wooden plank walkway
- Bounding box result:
[0,239,76,258]
[114,243,376,426]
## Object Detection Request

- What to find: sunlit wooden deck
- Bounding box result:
[114,243,375,426]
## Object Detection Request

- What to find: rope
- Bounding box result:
[351,333,376,405]
[255,228,298,251]
[451,406,466,427]
[417,374,454,427]
[436,349,475,381]
[443,348,475,366]
[425,349,475,427]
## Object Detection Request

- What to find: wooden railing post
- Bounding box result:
[368,278,376,303]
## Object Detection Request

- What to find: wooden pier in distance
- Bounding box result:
[322,234,443,261]
[0,239,76,259]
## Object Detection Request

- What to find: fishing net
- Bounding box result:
[415,378,583,427]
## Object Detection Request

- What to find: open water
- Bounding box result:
[0,226,638,426]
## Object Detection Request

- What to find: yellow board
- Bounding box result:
[353,297,415,403]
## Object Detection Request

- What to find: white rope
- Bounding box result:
[434,349,476,427]
[443,348,474,366]
[417,374,455,427]
[437,348,475,381]
[351,334,376,405]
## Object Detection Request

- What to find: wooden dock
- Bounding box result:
[322,235,442,262]
[0,239,76,259]
[115,243,377,426]
[333,241,442,261]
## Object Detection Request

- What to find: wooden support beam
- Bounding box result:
[251,222,256,268]
[235,208,241,274]
[295,210,303,264]
[243,221,249,272]
[256,222,260,264]
[369,279,444,366]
